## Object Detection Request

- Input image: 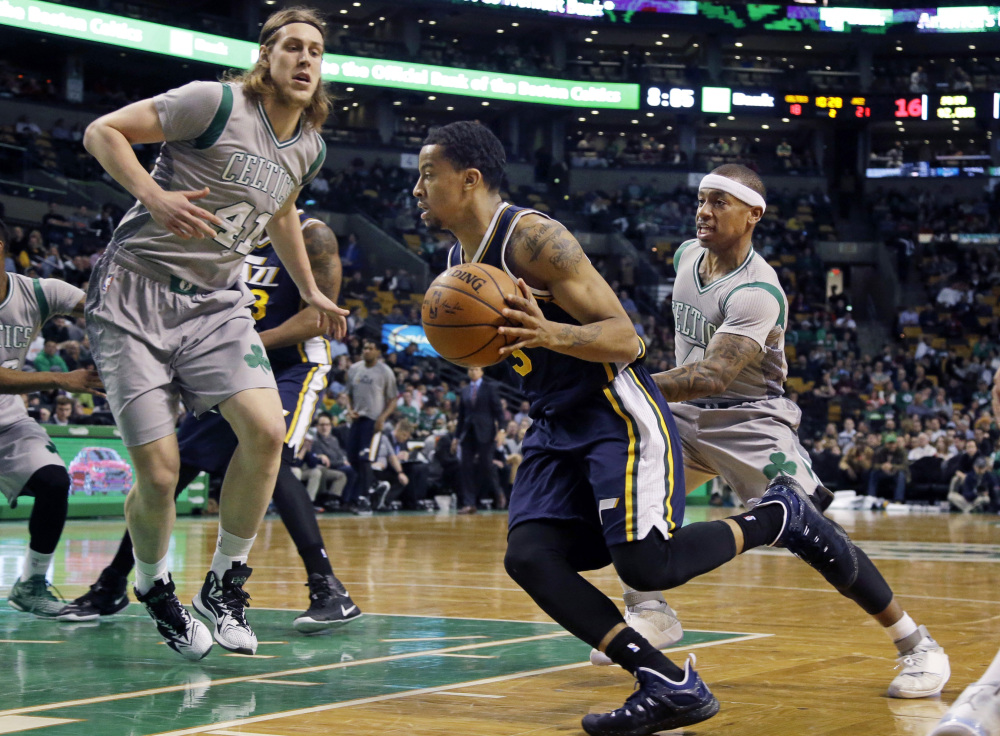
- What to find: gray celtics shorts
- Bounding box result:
[670,396,825,504]
[86,259,277,447]
[0,417,65,505]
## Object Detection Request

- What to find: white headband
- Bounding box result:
[699,174,766,212]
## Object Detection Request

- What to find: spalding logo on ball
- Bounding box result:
[421,262,517,367]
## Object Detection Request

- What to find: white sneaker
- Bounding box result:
[931,681,1000,736]
[589,599,684,666]
[192,565,257,655]
[135,576,213,661]
[889,625,951,698]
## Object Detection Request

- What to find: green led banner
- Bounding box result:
[0,0,638,108]
[319,55,637,107]
[0,0,255,65]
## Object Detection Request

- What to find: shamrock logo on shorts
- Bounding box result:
[762,452,797,480]
[45,442,58,455]
[243,345,271,374]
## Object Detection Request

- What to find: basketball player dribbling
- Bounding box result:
[414,121,869,735]
[83,7,347,659]
[593,164,949,702]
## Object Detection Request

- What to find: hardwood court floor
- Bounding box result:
[1,506,998,736]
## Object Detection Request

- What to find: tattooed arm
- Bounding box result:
[259,221,342,352]
[652,332,760,402]
[498,214,640,364]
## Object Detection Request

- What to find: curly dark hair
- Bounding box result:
[710,163,767,202]
[422,121,507,192]
[0,218,9,257]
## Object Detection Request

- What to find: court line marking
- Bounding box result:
[0,640,64,645]
[433,691,505,699]
[380,635,489,642]
[434,653,496,659]
[207,731,290,736]
[0,631,571,718]
[148,634,771,736]
[246,679,320,687]
[0,715,80,733]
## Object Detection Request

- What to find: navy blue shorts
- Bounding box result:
[177,361,330,473]
[508,364,685,546]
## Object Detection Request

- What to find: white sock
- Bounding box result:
[21,547,53,582]
[885,612,920,653]
[978,647,1000,684]
[134,554,170,596]
[210,527,255,579]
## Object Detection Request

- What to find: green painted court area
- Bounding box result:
[0,606,757,736]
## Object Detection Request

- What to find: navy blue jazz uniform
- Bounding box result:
[446,204,685,547]
[178,211,332,470]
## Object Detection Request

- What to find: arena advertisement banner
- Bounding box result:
[0,425,205,520]
[0,0,638,109]
[382,324,441,358]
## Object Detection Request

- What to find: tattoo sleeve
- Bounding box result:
[653,333,760,402]
[514,219,584,274]
[303,224,341,303]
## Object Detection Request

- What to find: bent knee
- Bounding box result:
[26,465,70,499]
[135,467,179,497]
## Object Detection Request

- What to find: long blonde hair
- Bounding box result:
[223,6,330,131]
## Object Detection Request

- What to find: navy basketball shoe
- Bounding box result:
[756,475,859,588]
[582,655,719,736]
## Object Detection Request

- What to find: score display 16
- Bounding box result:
[891,94,977,120]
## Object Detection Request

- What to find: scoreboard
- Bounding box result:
[783,94,871,120]
[642,85,996,123]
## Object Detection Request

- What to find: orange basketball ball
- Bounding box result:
[421,262,518,367]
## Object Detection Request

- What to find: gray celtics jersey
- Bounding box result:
[0,274,84,425]
[108,81,326,291]
[671,239,787,401]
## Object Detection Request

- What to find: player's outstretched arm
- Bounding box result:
[0,367,104,396]
[499,215,639,364]
[266,199,348,339]
[652,332,759,402]
[258,222,342,351]
[83,99,221,240]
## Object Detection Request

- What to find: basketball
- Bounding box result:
[421,262,518,368]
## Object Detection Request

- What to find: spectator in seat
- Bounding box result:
[33,340,67,373]
[47,396,76,426]
[309,414,355,505]
[370,418,429,511]
[867,433,909,503]
[838,417,857,450]
[948,456,998,513]
[907,433,937,462]
[840,433,875,491]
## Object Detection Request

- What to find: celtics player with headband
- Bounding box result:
[593,164,950,702]
[83,7,348,660]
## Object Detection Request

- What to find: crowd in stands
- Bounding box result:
[569,132,820,176]
[869,186,1000,239]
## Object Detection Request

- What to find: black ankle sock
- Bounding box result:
[604,627,685,680]
[731,503,786,550]
[299,544,334,577]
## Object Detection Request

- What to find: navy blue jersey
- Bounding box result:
[249,210,332,369]
[446,203,642,417]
